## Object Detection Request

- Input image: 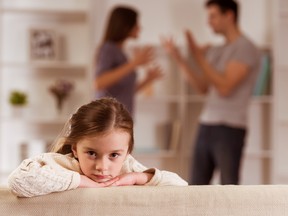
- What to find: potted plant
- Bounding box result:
[9,90,28,106]
[9,90,28,117]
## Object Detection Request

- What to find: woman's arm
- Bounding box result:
[95,46,154,91]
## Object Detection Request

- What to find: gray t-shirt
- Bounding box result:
[200,35,260,128]
[95,41,137,114]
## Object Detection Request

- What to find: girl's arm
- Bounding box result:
[8,153,81,197]
[114,155,188,186]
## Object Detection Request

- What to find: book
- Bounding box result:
[169,120,181,151]
[156,120,181,151]
[253,52,271,96]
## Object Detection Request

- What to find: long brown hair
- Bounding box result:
[103,6,138,43]
[52,97,134,154]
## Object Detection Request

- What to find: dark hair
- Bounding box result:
[52,97,134,154]
[206,0,238,23]
[103,6,138,43]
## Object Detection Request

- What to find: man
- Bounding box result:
[162,0,260,184]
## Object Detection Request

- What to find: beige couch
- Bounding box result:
[1,185,288,216]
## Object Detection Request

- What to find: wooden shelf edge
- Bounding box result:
[136,95,182,103]
[0,8,88,17]
[251,95,273,104]
[0,61,87,70]
[1,116,67,124]
[133,149,177,158]
[244,150,273,159]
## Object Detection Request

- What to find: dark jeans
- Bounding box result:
[190,124,246,185]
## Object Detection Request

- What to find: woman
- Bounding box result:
[95,6,162,115]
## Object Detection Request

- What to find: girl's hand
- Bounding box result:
[132,46,154,67]
[78,175,119,188]
[113,172,153,186]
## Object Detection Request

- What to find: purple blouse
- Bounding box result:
[95,41,137,114]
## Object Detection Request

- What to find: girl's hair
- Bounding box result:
[103,6,138,43]
[51,97,134,154]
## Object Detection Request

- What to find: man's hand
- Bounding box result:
[185,30,202,60]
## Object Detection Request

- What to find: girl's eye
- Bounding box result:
[87,151,96,158]
[110,153,119,158]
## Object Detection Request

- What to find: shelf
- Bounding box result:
[133,149,177,159]
[0,8,88,20]
[251,95,273,104]
[186,95,272,104]
[136,95,182,103]
[1,116,67,124]
[185,95,206,103]
[137,95,272,104]
[245,150,273,159]
[0,62,87,70]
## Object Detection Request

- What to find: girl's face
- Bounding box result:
[72,130,130,183]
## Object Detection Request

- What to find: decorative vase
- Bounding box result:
[10,105,26,117]
[56,97,64,115]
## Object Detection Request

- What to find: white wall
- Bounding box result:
[94,0,272,47]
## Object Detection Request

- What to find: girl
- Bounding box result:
[8,97,188,197]
[95,6,163,115]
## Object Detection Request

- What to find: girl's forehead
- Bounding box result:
[87,129,130,140]
[78,130,130,148]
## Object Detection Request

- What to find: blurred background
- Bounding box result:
[1,0,287,185]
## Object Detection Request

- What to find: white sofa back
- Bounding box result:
[1,185,288,216]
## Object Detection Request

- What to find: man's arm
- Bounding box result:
[186,30,250,97]
[161,37,209,94]
[197,57,249,97]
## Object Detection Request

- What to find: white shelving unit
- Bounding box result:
[0,0,274,185]
[271,0,288,184]
[0,0,94,181]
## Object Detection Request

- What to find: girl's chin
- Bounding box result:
[95,179,111,183]
[91,176,113,183]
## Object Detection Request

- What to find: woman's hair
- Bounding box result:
[51,97,134,154]
[206,0,238,23]
[103,6,138,43]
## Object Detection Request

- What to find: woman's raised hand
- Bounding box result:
[132,46,154,67]
[145,65,164,83]
[161,36,183,62]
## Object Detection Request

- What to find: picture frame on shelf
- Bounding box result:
[29,28,60,62]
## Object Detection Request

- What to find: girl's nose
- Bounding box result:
[95,158,108,171]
